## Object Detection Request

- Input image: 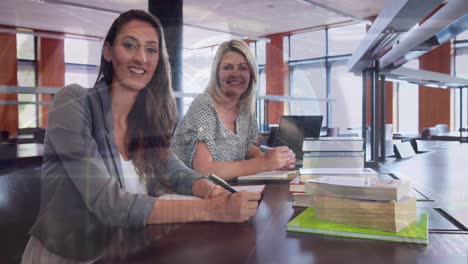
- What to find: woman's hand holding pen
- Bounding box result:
[206,191,261,223]
[262,146,294,171]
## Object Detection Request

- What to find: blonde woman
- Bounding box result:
[172,40,295,181]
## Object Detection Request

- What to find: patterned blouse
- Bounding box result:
[171,91,258,168]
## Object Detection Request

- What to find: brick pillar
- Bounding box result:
[0,27,18,136]
[418,4,451,132]
[37,34,64,128]
[265,33,288,125]
[418,42,451,132]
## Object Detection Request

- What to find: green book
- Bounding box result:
[286,207,428,244]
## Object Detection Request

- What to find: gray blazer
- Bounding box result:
[29,82,203,259]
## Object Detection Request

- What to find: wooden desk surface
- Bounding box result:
[2,142,468,263]
[93,180,468,263]
[380,141,468,208]
[0,143,43,173]
[96,142,468,263]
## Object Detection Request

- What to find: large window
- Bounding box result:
[328,23,366,56]
[64,38,101,65]
[251,41,268,130]
[256,67,267,130]
[290,61,327,119]
[290,30,325,60]
[393,60,419,134]
[394,82,419,134]
[255,41,266,65]
[17,33,38,129]
[454,38,468,131]
[65,64,99,88]
[64,38,100,88]
[287,23,366,130]
[181,40,266,116]
[289,30,327,124]
[329,59,363,132]
[182,45,217,114]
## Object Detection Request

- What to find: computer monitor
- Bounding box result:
[273,115,323,160]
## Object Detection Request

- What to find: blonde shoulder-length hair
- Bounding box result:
[207,39,258,113]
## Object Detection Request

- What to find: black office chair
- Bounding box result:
[435,124,449,134]
[33,128,46,144]
[0,167,41,225]
[267,126,279,147]
[0,130,9,143]
[17,128,36,136]
[421,127,438,139]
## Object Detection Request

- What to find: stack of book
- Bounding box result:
[238,170,298,182]
[289,168,378,207]
[304,176,411,202]
[286,176,427,244]
[286,207,428,244]
[302,136,364,168]
[299,167,378,182]
[304,176,416,232]
[289,176,314,207]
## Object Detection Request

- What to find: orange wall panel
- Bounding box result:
[417,3,451,133]
[0,29,18,136]
[418,42,451,132]
[265,33,288,124]
[37,35,64,128]
[385,82,393,124]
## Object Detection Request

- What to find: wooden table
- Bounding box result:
[95,179,468,263]
[380,141,468,209]
[2,141,468,263]
[430,132,468,142]
[0,143,43,174]
[96,142,468,263]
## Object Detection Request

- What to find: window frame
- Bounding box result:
[16,34,39,128]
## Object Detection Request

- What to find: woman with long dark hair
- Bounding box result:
[21,10,259,263]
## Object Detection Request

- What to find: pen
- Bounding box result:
[208,174,237,193]
[256,145,273,153]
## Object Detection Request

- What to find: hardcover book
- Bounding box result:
[289,176,305,193]
[305,176,410,201]
[286,207,428,244]
[237,170,298,182]
[302,152,364,168]
[313,195,417,232]
[299,168,378,183]
[292,193,314,207]
[303,137,363,152]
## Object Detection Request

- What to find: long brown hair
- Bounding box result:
[95,10,176,195]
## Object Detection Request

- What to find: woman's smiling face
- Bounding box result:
[218,51,251,98]
[104,19,160,92]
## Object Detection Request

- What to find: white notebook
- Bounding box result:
[237,170,298,182]
[157,185,266,200]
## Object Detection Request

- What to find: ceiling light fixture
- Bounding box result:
[28,0,122,15]
[424,83,442,88]
[184,23,270,43]
[0,27,102,41]
[295,0,371,25]
[381,67,468,89]
[27,0,271,44]
[368,28,405,58]
[347,0,443,73]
